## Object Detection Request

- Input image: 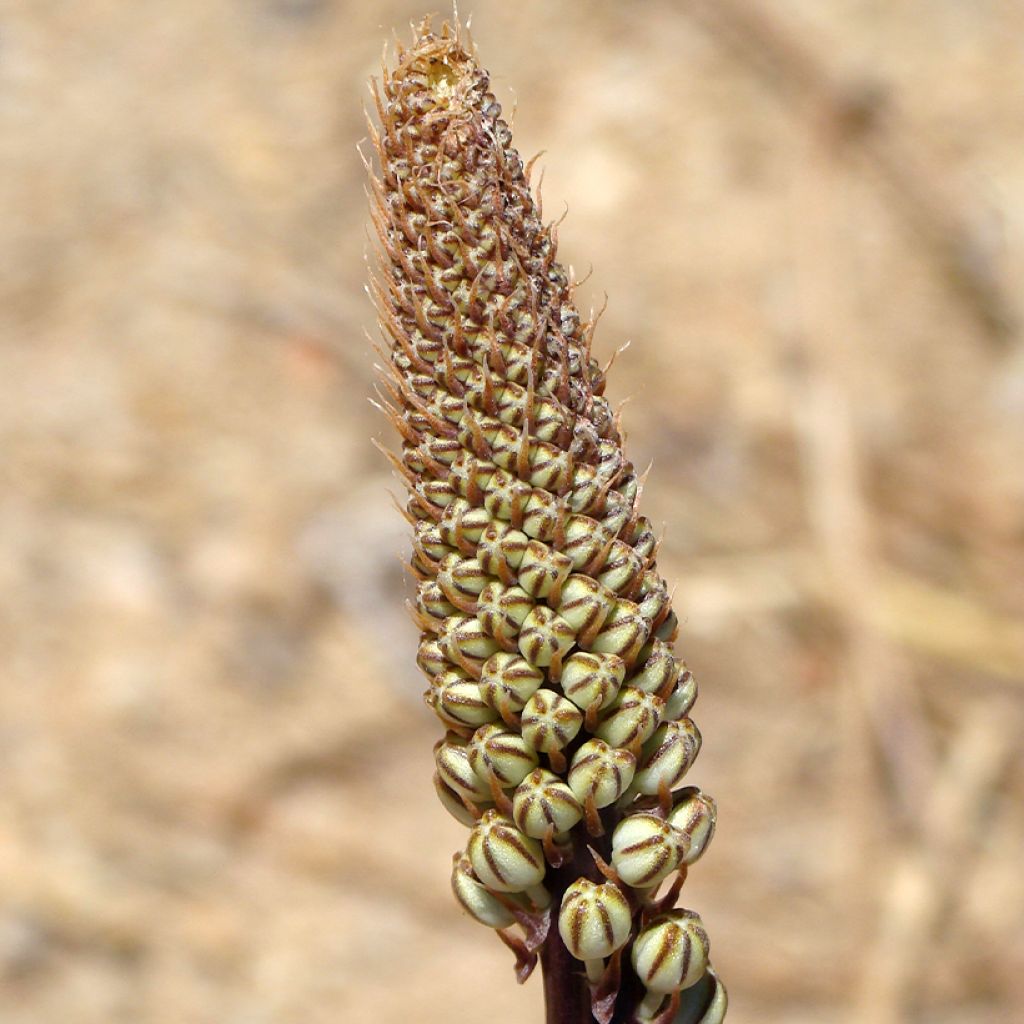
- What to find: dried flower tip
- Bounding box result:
[451,851,517,930]
[568,739,637,809]
[478,652,544,721]
[520,689,584,755]
[558,877,633,983]
[512,768,584,839]
[668,787,718,866]
[561,650,625,714]
[611,811,683,889]
[434,734,492,803]
[468,723,539,789]
[468,809,549,908]
[434,772,491,827]
[595,686,665,750]
[632,909,711,1020]
[631,719,702,797]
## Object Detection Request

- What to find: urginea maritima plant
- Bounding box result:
[366,19,727,1024]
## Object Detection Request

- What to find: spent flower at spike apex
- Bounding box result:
[366,16,727,1022]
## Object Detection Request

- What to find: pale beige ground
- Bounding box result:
[2,2,1023,1022]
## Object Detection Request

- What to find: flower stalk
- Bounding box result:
[366,16,727,1023]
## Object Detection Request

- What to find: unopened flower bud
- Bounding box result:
[512,768,584,838]
[668,788,717,865]
[595,686,664,749]
[521,689,583,755]
[468,809,549,908]
[568,739,636,809]
[590,598,649,664]
[518,605,575,668]
[439,615,500,672]
[596,539,644,595]
[434,772,490,827]
[556,574,615,640]
[629,639,676,695]
[611,811,682,889]
[468,723,539,789]
[632,719,702,796]
[432,669,499,728]
[517,539,573,600]
[558,877,632,982]
[479,652,543,721]
[434,734,491,804]
[477,582,533,646]
[561,651,624,714]
[664,665,698,720]
[451,851,516,929]
[632,909,710,1018]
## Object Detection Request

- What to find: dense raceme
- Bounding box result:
[367,19,726,1024]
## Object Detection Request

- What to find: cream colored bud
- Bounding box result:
[517,605,575,668]
[434,772,490,827]
[468,723,539,788]
[558,877,632,980]
[636,569,671,626]
[556,574,616,640]
[590,599,649,664]
[438,498,492,547]
[692,965,728,1023]
[629,639,676,695]
[477,519,529,579]
[611,812,682,889]
[439,614,501,673]
[434,734,491,803]
[668,788,717,865]
[416,638,446,678]
[561,651,625,714]
[521,689,583,754]
[468,810,548,905]
[596,539,644,595]
[433,670,499,728]
[632,909,710,998]
[517,539,573,599]
[595,686,664,749]
[633,719,702,796]
[665,665,698,720]
[451,851,516,929]
[479,652,543,719]
[477,582,534,645]
[568,739,636,809]
[562,513,612,569]
[512,768,584,838]
[416,579,456,628]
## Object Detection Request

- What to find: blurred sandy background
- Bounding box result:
[2,1,1023,1022]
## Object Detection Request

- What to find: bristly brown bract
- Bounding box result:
[366,16,726,1024]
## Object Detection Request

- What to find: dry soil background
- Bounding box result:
[2,2,1023,1023]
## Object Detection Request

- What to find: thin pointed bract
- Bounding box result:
[366,16,726,1022]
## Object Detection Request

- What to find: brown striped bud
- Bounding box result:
[520,689,583,755]
[595,686,665,750]
[434,734,491,804]
[468,809,549,907]
[476,519,529,580]
[665,665,699,721]
[562,513,612,569]
[438,498,492,548]
[437,552,490,606]
[517,605,575,668]
[416,579,456,630]
[451,851,516,929]
[477,581,533,645]
[479,652,543,720]
[596,539,645,595]
[611,811,683,889]
[629,638,676,695]
[434,772,491,827]
[521,488,562,542]
[590,598,649,665]
[413,520,450,569]
[632,719,702,797]
[668,788,717,865]
[568,739,636,809]
[691,965,728,1023]
[447,452,497,502]
[556,574,616,640]
[484,468,533,524]
[439,615,500,673]
[561,651,625,714]
[512,768,584,838]
[468,723,539,789]
[517,539,573,600]
[431,669,498,729]
[632,909,710,1012]
[416,637,446,678]
[558,878,632,981]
